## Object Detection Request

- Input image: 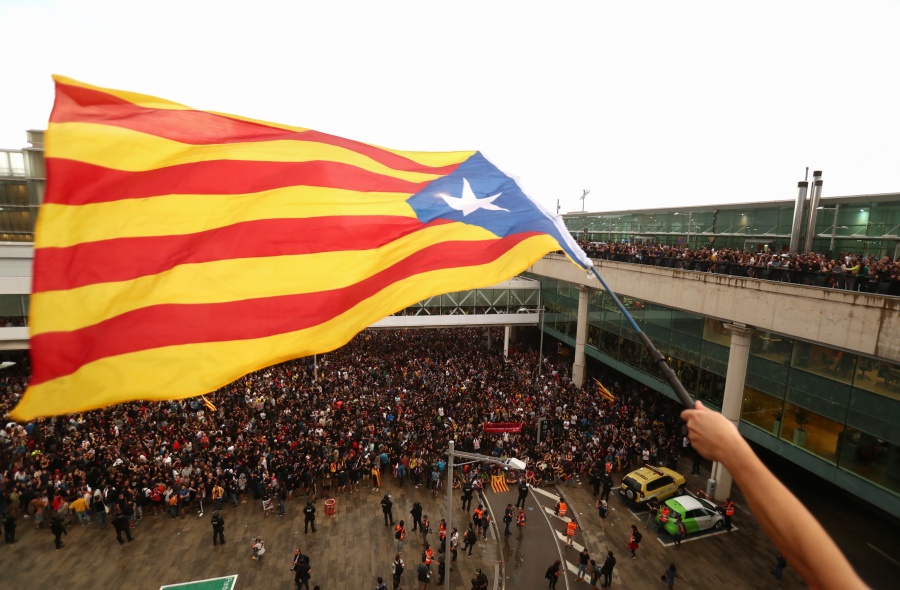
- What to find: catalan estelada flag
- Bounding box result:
[9,76,591,421]
[594,377,615,402]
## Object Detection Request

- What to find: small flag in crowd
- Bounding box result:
[10,76,590,421]
[594,377,615,402]
[201,396,217,412]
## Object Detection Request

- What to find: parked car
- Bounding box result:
[657,494,724,535]
[618,465,685,505]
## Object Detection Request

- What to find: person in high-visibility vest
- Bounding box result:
[516,508,526,539]
[723,498,735,532]
[658,505,671,533]
[566,520,577,547]
[555,500,568,518]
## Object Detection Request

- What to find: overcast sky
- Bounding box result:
[2,0,898,214]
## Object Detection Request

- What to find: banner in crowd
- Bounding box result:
[483,422,523,433]
[594,377,615,402]
[10,76,592,421]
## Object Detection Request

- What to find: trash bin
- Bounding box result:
[324,499,336,517]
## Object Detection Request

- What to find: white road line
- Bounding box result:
[543,506,573,523]
[531,487,571,590]
[654,527,735,546]
[867,543,900,568]
[530,486,561,502]
[564,560,581,575]
[555,530,584,552]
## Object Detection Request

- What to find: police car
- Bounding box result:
[656,494,724,535]
[618,465,685,505]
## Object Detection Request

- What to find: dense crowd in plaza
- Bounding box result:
[579,240,900,294]
[0,328,690,560]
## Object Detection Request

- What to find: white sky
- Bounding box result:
[2,0,899,214]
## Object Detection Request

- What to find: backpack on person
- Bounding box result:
[633,530,642,543]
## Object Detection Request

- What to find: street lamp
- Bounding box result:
[518,307,546,377]
[444,440,526,590]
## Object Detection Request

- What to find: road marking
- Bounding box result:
[531,487,571,590]
[543,506,573,523]
[654,527,735,546]
[867,543,900,568]
[555,530,585,552]
[564,560,581,575]
[530,486,561,502]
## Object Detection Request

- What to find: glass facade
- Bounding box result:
[535,274,900,498]
[396,284,541,316]
[564,195,900,258]
[0,149,38,242]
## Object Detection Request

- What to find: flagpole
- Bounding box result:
[588,266,694,409]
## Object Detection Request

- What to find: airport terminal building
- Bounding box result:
[2,131,899,518]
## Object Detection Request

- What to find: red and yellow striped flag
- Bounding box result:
[593,377,615,402]
[10,76,590,421]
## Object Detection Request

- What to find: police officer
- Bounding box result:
[381,494,394,526]
[303,501,317,533]
[211,510,226,545]
[461,479,475,511]
[50,515,67,550]
[515,480,528,509]
[410,501,423,532]
[112,510,133,545]
[503,503,515,536]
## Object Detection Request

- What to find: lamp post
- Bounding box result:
[444,440,526,590]
[817,204,845,255]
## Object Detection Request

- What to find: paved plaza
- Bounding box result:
[2,453,824,590]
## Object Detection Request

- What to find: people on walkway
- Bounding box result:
[545,559,561,589]
[211,511,225,545]
[304,501,317,533]
[391,553,405,590]
[600,551,616,588]
[662,563,681,589]
[627,524,641,559]
[49,515,67,550]
[395,520,406,552]
[382,494,394,526]
[112,511,133,545]
[293,548,311,590]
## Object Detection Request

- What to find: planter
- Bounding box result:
[772,419,781,437]
[793,429,807,447]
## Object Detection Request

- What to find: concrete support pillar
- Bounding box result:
[710,322,753,502]
[486,327,492,351]
[503,325,510,358]
[572,286,590,388]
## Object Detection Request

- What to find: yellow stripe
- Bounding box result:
[54,75,311,133]
[54,76,477,166]
[47,122,456,185]
[30,221,505,335]
[35,188,416,248]
[54,75,194,111]
[13,235,560,421]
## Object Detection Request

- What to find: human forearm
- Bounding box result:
[724,441,864,589]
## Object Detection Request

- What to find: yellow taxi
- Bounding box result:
[618,465,686,505]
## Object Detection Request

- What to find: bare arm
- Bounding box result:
[680,401,866,590]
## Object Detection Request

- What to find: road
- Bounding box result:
[482,483,590,589]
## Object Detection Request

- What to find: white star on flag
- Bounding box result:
[439,178,509,216]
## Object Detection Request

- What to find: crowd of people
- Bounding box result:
[0,328,689,557]
[578,240,900,294]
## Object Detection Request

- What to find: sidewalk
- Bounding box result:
[554,456,807,589]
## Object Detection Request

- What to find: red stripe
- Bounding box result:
[51,81,462,176]
[33,216,450,292]
[44,158,429,206]
[30,232,540,386]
